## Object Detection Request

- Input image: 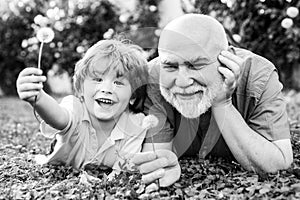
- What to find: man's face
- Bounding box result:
[158,47,223,119]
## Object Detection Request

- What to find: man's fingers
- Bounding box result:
[221,50,244,68]
[218,51,243,78]
[145,183,159,193]
[155,149,178,166]
[131,152,157,165]
[218,67,235,87]
[141,168,165,184]
[139,157,169,174]
[132,149,178,167]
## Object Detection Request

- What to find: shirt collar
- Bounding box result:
[81,103,145,142]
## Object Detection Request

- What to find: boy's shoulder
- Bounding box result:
[60,95,81,104]
[128,112,146,127]
[59,95,84,116]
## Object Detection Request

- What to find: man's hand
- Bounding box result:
[213,50,251,107]
[16,67,46,103]
[132,149,181,187]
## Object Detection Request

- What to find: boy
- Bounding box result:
[16,39,151,173]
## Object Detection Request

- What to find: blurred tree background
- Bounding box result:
[0,0,299,95]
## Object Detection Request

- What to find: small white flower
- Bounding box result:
[36,27,55,43]
[287,7,299,18]
[149,5,157,12]
[76,46,85,53]
[21,40,28,48]
[281,18,293,29]
[232,34,242,43]
[119,13,130,23]
[142,115,159,129]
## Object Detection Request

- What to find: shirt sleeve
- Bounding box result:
[143,58,174,143]
[39,95,82,139]
[36,95,84,166]
[112,113,147,171]
[248,70,290,141]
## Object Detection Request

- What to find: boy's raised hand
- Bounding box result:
[16,67,46,103]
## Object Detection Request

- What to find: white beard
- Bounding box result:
[160,83,221,119]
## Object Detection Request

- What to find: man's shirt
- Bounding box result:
[144,47,290,159]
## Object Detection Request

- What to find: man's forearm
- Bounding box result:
[212,104,292,173]
[32,90,69,130]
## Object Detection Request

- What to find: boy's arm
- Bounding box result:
[16,67,69,130]
[33,90,69,130]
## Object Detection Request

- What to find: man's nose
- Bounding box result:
[175,67,194,88]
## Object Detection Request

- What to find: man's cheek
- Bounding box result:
[159,71,174,89]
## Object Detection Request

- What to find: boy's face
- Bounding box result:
[82,58,132,122]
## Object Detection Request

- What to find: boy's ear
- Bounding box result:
[79,95,84,102]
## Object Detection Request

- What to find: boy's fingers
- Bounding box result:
[17,75,46,84]
[18,83,43,92]
[18,91,40,100]
[19,67,43,77]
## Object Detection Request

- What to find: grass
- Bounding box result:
[0,95,300,199]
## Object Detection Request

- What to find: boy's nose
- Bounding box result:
[175,67,194,88]
[99,81,113,94]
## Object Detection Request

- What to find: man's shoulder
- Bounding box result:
[147,57,160,84]
[235,47,276,72]
[234,47,278,98]
[147,57,165,101]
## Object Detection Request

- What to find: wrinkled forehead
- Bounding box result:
[158,28,227,65]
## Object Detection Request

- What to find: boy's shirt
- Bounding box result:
[35,95,147,171]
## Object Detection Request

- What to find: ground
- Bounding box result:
[0,93,300,200]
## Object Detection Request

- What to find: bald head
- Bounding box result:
[158,14,228,64]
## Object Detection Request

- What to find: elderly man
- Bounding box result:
[133,14,293,187]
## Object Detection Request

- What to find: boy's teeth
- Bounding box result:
[98,99,113,104]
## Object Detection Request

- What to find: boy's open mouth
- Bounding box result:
[96,98,114,105]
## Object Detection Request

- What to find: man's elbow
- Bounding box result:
[254,148,293,173]
[273,150,293,171]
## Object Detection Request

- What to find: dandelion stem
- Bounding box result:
[151,135,160,190]
[33,41,44,123]
[38,42,44,70]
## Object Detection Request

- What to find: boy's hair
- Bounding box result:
[73,39,148,113]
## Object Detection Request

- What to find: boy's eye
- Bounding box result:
[114,80,124,85]
[93,78,103,82]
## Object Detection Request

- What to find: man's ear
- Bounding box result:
[129,98,136,105]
